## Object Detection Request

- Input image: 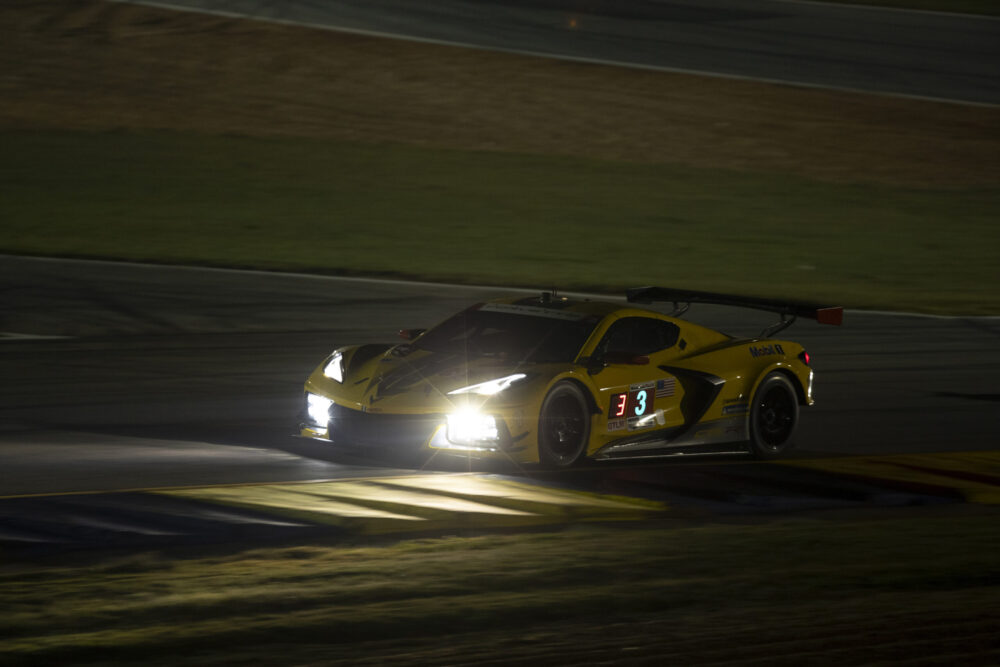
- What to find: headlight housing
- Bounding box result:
[306,393,334,426]
[447,373,527,396]
[322,350,345,383]
[446,409,499,446]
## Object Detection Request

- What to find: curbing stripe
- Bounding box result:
[379,475,666,512]
[293,480,536,517]
[4,454,999,550]
[157,475,669,536]
[161,485,425,523]
[780,452,1000,505]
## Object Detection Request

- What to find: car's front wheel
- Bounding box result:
[748,373,799,458]
[537,382,591,468]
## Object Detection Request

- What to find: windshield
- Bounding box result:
[415,303,601,363]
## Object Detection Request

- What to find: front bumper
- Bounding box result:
[298,395,515,454]
[301,401,442,449]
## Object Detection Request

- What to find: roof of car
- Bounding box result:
[489,294,634,318]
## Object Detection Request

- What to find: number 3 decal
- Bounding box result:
[635,390,647,416]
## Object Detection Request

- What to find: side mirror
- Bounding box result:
[585,356,606,375]
[398,328,427,341]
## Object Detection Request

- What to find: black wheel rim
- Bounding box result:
[756,386,795,448]
[543,394,586,459]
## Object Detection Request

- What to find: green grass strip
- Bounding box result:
[3,130,998,313]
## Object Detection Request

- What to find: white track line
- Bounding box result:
[5,254,999,320]
[0,332,73,341]
[772,0,1000,21]
[109,0,998,109]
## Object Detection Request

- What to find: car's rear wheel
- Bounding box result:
[538,382,591,468]
[748,373,799,458]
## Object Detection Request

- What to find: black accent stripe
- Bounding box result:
[658,366,725,441]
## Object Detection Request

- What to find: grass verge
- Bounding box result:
[2,510,999,665]
[2,1,998,313]
[3,129,998,313]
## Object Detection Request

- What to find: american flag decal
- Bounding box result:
[655,378,675,398]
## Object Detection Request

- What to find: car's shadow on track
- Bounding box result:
[66,418,771,495]
[68,418,531,475]
[267,427,768,499]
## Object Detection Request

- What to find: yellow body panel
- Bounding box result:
[299,295,816,464]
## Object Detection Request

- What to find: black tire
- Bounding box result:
[748,373,799,459]
[537,382,591,468]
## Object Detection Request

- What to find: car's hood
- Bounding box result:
[369,349,528,397]
[328,346,550,413]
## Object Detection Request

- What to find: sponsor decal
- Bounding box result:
[749,343,785,358]
[630,380,656,392]
[608,417,627,432]
[628,409,666,430]
[723,402,749,415]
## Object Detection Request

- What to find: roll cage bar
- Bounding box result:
[626,286,843,338]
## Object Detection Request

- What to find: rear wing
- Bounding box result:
[626,286,843,336]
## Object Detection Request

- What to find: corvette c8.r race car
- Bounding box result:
[299,287,842,467]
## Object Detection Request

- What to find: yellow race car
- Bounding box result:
[299,287,842,467]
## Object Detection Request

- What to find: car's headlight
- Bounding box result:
[446,409,499,445]
[323,350,344,383]
[306,393,334,426]
[447,373,527,396]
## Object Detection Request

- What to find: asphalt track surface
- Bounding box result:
[2,255,998,502]
[129,0,1000,105]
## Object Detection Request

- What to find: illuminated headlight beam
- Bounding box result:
[446,409,499,446]
[306,393,334,426]
[323,350,344,383]
[447,373,526,396]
